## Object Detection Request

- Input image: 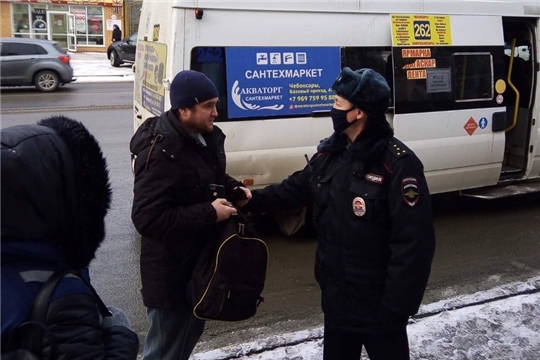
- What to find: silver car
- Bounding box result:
[0,38,75,92]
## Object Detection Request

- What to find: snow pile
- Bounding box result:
[409,292,540,360]
[192,277,540,360]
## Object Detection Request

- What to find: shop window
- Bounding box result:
[87,6,104,45]
[71,6,88,45]
[10,3,105,46]
[69,5,104,46]
[88,6,103,15]
[29,5,48,38]
[12,4,30,37]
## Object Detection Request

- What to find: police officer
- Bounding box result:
[245,67,436,360]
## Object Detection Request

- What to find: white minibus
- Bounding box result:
[134,0,539,205]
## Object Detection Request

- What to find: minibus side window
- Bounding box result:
[392,47,501,114]
[190,47,228,122]
[453,53,493,102]
[341,47,394,106]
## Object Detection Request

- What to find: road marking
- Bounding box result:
[1,104,132,114]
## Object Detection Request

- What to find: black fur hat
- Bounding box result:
[332,67,391,116]
[1,116,111,269]
[37,116,112,268]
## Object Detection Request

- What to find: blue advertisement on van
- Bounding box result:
[225,47,341,119]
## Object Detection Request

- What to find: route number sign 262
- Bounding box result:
[414,21,431,40]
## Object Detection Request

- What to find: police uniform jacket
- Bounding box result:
[130,110,242,309]
[247,118,436,333]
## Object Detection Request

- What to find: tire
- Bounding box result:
[110,50,121,67]
[34,70,59,92]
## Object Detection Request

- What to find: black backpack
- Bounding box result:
[3,269,110,359]
[187,213,268,321]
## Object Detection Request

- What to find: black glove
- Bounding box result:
[380,308,409,333]
[229,187,248,202]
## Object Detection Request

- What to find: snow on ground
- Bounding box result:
[192,277,540,360]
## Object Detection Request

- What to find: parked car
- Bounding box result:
[107,32,137,67]
[0,37,75,92]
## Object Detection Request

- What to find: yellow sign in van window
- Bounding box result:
[391,14,452,46]
[134,41,168,116]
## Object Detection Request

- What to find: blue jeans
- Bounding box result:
[142,305,205,360]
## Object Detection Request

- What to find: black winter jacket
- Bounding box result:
[246,119,436,333]
[131,110,242,309]
[1,119,139,359]
[2,241,139,360]
[112,28,122,42]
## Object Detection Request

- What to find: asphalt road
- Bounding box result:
[0,82,132,113]
[2,82,540,354]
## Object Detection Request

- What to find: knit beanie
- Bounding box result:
[170,70,219,109]
[331,67,391,116]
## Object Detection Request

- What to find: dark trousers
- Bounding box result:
[323,322,410,360]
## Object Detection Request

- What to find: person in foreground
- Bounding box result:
[244,67,436,360]
[1,115,139,359]
[130,70,251,360]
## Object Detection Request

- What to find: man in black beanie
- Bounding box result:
[244,67,435,360]
[130,70,251,360]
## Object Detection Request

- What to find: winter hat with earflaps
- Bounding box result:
[331,67,391,116]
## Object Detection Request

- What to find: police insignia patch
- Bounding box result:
[352,197,366,217]
[401,177,420,206]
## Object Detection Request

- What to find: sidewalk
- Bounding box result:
[68,51,134,83]
[190,276,540,360]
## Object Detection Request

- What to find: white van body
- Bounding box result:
[134,0,539,197]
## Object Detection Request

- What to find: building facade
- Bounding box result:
[1,0,124,52]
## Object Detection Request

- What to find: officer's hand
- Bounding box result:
[212,198,237,222]
[233,186,252,207]
[380,308,409,333]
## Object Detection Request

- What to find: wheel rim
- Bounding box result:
[39,73,56,89]
[110,52,116,65]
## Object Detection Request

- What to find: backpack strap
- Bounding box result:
[70,271,112,317]
[6,269,111,358]
[29,269,111,322]
[28,269,72,324]
[6,269,71,358]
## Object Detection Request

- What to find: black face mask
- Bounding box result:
[330,107,357,134]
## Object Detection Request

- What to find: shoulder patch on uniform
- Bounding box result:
[387,139,411,159]
[402,177,420,206]
[365,173,384,184]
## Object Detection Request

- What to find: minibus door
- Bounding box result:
[389,14,507,195]
[500,18,538,181]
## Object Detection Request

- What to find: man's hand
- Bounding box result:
[212,198,237,222]
[233,186,252,208]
